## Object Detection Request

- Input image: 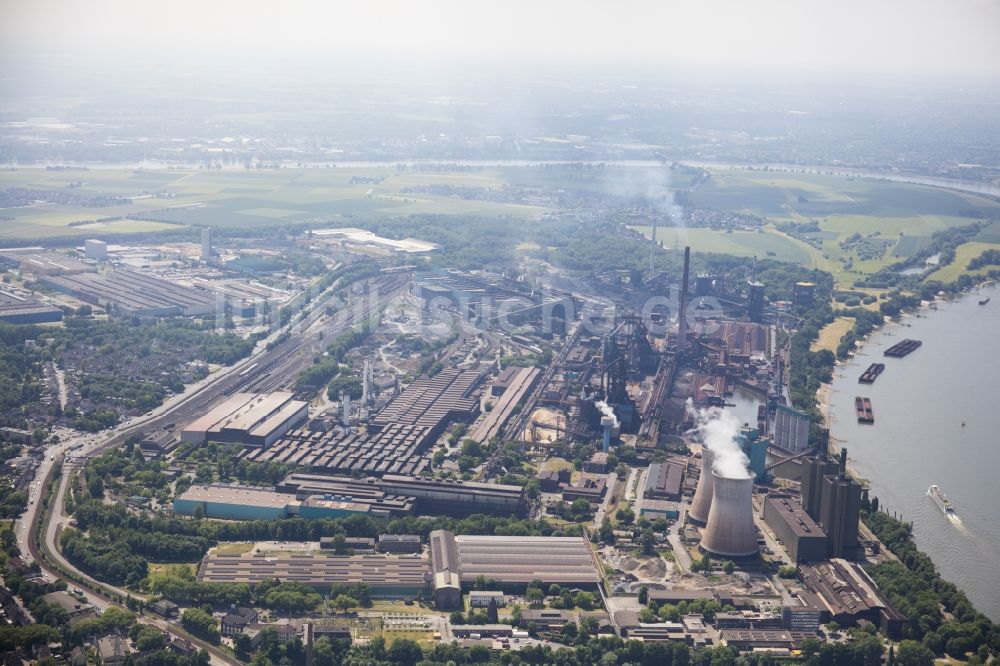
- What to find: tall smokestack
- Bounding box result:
[305,622,314,666]
[362,359,372,406]
[688,448,715,525]
[700,471,759,558]
[678,246,690,351]
[341,391,351,428]
[839,447,847,478]
[649,220,658,277]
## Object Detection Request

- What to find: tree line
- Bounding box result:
[65,489,583,598]
[863,510,998,662]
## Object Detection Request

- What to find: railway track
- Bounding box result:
[478,326,584,479]
[157,273,410,432]
[19,271,412,665]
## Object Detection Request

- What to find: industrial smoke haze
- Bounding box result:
[689,402,752,480]
[601,165,684,228]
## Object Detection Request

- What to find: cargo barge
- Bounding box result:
[855,396,874,423]
[858,363,885,384]
[979,296,990,306]
[927,484,956,515]
[884,338,922,358]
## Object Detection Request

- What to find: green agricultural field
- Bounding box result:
[634,226,822,267]
[820,213,973,238]
[974,219,1000,243]
[3,165,997,290]
[925,241,1000,283]
[892,235,933,258]
[680,169,1000,286]
[0,167,547,240]
[693,170,999,218]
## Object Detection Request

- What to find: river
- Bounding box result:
[828,282,1000,621]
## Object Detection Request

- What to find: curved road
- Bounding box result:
[24,450,238,666]
[17,272,412,665]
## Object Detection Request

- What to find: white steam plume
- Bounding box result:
[685,397,696,420]
[595,400,619,429]
[689,404,752,480]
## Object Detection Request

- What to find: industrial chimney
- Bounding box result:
[678,246,690,352]
[649,219,658,277]
[341,391,351,428]
[362,359,372,406]
[305,622,314,666]
[839,447,848,478]
[700,471,759,558]
[688,448,716,525]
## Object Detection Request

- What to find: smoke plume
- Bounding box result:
[595,400,619,429]
[688,402,752,480]
[601,164,685,230]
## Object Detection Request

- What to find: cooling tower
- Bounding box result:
[688,448,715,525]
[700,471,758,558]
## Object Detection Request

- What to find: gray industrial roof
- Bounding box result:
[764,494,824,538]
[178,484,296,510]
[645,462,684,497]
[198,553,429,587]
[450,533,599,585]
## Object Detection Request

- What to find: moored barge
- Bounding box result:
[858,363,885,384]
[855,396,875,423]
[884,339,922,358]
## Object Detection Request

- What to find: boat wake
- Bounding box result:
[947,513,966,531]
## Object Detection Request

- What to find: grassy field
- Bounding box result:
[539,456,574,473]
[811,317,856,353]
[4,166,997,289]
[0,167,547,240]
[145,562,198,590]
[692,170,1000,220]
[379,629,435,647]
[974,219,1000,243]
[634,226,826,267]
[147,562,197,576]
[925,241,1000,283]
[215,542,255,555]
[683,170,1000,286]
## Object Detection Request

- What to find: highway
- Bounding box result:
[15,270,411,664]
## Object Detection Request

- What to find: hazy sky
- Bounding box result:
[3,0,1000,81]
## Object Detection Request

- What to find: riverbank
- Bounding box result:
[823,281,1000,621]
[817,276,998,431]
[818,292,957,463]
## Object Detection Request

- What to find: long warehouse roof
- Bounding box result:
[184,391,305,438]
[454,534,600,585]
[199,553,429,587]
